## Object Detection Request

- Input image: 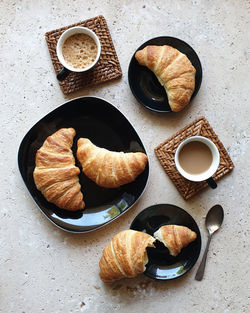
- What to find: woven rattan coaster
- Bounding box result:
[155,116,234,200]
[45,15,122,94]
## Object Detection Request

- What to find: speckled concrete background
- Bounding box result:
[1,1,250,312]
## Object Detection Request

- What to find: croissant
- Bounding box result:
[99,230,155,283]
[33,128,85,211]
[154,225,197,256]
[135,45,196,112]
[77,138,148,188]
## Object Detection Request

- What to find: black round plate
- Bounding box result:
[130,204,201,280]
[18,97,149,233]
[128,37,202,113]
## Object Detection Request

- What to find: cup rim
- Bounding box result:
[174,136,220,182]
[56,26,101,73]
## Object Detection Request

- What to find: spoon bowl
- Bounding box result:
[206,204,224,235]
[195,204,224,281]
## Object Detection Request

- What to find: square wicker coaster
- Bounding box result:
[154,116,234,200]
[45,15,122,95]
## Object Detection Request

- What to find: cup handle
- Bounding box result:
[206,177,217,189]
[57,67,71,81]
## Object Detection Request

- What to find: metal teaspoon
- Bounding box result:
[195,204,224,281]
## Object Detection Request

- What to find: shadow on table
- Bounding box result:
[101,271,194,300]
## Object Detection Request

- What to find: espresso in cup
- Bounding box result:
[175,136,220,189]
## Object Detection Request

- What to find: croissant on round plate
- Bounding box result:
[135,45,196,112]
[77,138,148,188]
[99,230,155,283]
[33,128,85,211]
[154,225,197,256]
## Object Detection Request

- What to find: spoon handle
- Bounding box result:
[195,235,212,281]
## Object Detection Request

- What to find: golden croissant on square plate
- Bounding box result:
[33,128,85,211]
[77,138,148,188]
[154,225,197,256]
[99,230,155,283]
[135,45,196,112]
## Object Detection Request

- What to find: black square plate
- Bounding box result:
[18,97,149,233]
[130,204,201,280]
[128,37,202,113]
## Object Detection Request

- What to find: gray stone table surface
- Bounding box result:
[1,1,250,312]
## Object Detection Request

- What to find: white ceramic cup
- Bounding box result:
[56,26,101,81]
[174,136,220,188]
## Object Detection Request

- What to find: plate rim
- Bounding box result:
[128,36,203,113]
[130,203,202,280]
[18,95,150,233]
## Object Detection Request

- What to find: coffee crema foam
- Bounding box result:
[62,33,98,69]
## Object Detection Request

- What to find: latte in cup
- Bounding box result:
[62,33,98,70]
[174,136,220,185]
[178,141,213,175]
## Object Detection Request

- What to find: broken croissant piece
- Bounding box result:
[99,230,155,283]
[154,225,197,256]
[135,45,196,112]
[33,128,85,211]
[77,138,148,188]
